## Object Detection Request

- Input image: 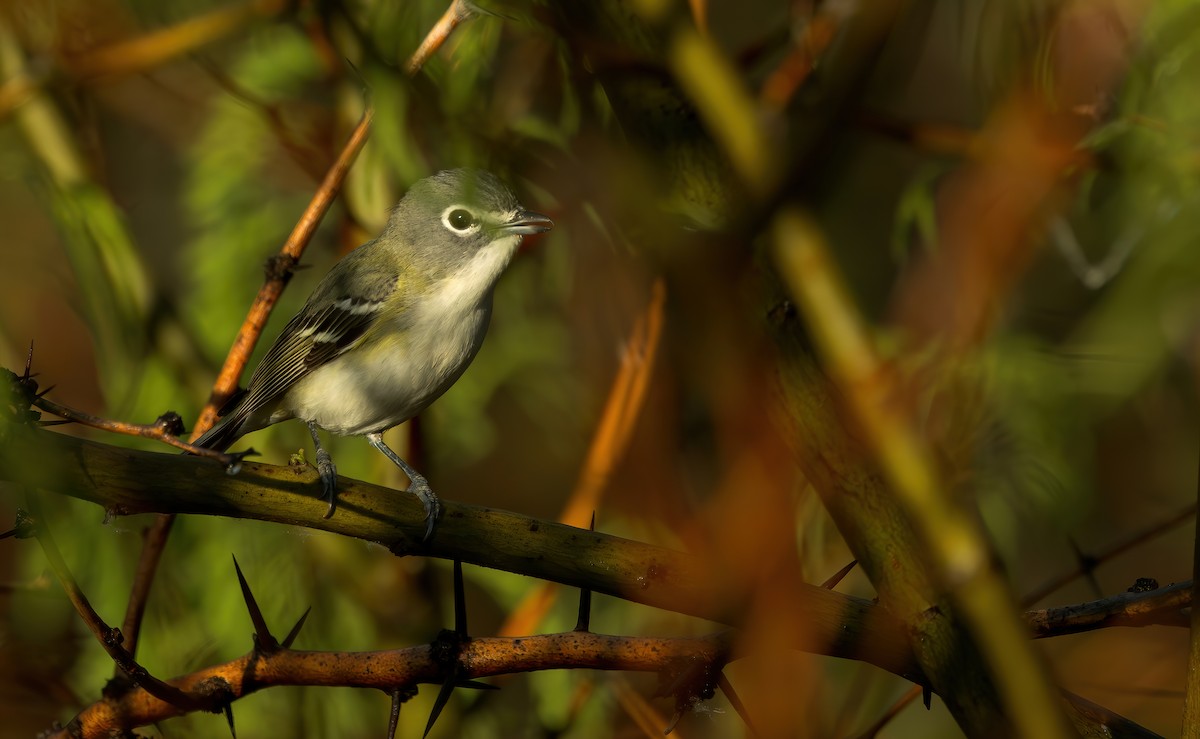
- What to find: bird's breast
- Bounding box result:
[284,300,491,436]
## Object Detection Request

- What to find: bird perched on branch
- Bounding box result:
[194,169,553,541]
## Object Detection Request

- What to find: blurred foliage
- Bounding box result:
[0,0,1198,737]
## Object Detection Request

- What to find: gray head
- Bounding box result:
[384,169,552,281]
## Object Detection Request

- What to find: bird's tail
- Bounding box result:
[191,411,247,453]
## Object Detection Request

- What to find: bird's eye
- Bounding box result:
[447,208,478,231]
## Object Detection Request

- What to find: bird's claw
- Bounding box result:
[408,477,440,544]
[316,451,338,519]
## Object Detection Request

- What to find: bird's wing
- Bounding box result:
[221,248,403,427]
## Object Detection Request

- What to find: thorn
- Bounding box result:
[1068,538,1103,598]
[36,419,72,427]
[281,607,311,649]
[576,514,594,631]
[232,555,277,651]
[717,673,758,737]
[388,688,402,739]
[820,560,858,589]
[224,702,237,738]
[344,57,371,103]
[34,384,56,398]
[453,560,467,637]
[574,586,592,633]
[454,679,498,691]
[423,672,458,739]
[663,707,683,735]
[922,685,932,710]
[23,340,34,380]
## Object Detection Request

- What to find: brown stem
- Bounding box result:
[29,394,241,465]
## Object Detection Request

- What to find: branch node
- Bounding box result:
[263,253,300,282]
[154,411,186,437]
[1,509,37,540]
[3,366,39,424]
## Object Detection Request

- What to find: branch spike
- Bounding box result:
[820,560,858,590]
[224,702,237,738]
[717,673,758,737]
[232,555,277,650]
[453,560,467,637]
[423,672,459,739]
[575,583,592,633]
[663,707,683,735]
[455,679,498,691]
[388,688,402,739]
[281,606,311,649]
[576,513,595,631]
[1068,537,1104,598]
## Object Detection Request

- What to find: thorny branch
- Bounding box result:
[49,629,730,738]
[0,416,1187,737]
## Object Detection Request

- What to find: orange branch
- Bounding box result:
[500,279,666,637]
[64,0,288,80]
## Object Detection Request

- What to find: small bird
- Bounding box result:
[194,169,553,540]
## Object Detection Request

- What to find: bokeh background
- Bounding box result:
[0,0,1198,736]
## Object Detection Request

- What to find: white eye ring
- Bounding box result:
[441,206,481,235]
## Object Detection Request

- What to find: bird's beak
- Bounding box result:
[502,209,554,235]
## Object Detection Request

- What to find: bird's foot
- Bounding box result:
[406,471,441,544]
[364,431,440,543]
[315,446,338,519]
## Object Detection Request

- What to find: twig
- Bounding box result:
[406,0,476,76]
[563,278,666,528]
[1027,580,1191,638]
[852,685,922,739]
[64,0,288,81]
[1021,504,1196,607]
[28,392,246,465]
[23,491,208,713]
[119,513,176,656]
[192,56,330,182]
[0,0,289,120]
[192,105,376,432]
[612,674,677,738]
[688,0,708,35]
[759,11,839,111]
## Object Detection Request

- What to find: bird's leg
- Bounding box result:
[308,421,338,518]
[366,431,441,543]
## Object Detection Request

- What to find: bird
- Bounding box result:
[193,168,553,541]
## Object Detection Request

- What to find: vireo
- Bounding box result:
[194,168,553,540]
